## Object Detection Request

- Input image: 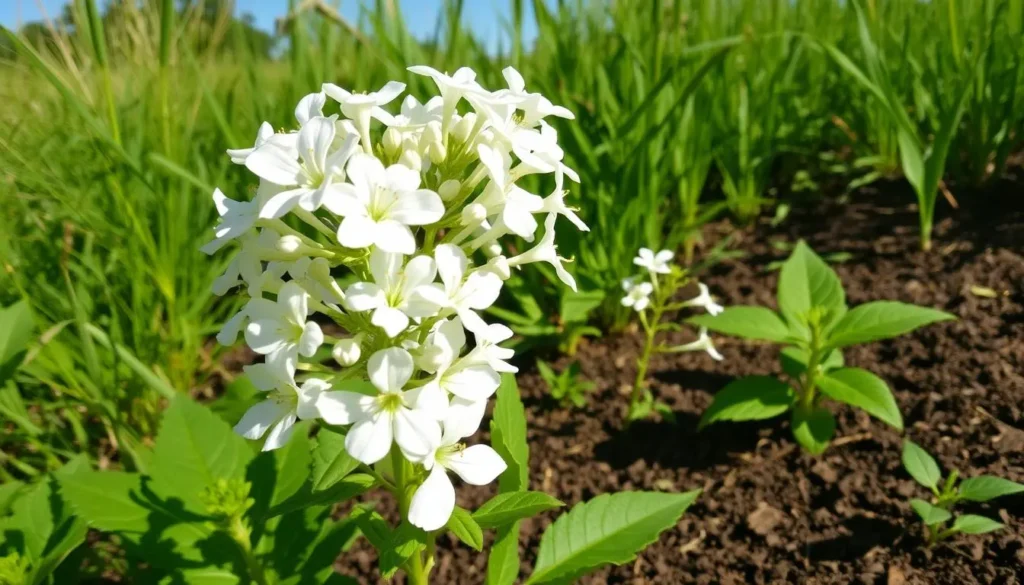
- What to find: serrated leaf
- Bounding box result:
[311,428,360,493]
[267,473,374,518]
[777,241,846,332]
[486,523,520,585]
[0,481,25,515]
[950,514,1003,535]
[251,421,313,513]
[491,374,529,491]
[779,346,844,378]
[0,301,34,384]
[474,491,564,529]
[526,490,700,584]
[447,507,484,551]
[699,376,795,429]
[827,301,954,348]
[791,406,835,455]
[688,306,792,343]
[902,440,940,490]
[817,368,903,430]
[150,396,254,514]
[957,476,1024,502]
[910,499,951,526]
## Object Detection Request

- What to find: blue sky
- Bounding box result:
[0,1,540,53]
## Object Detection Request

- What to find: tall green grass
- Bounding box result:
[1,0,1021,474]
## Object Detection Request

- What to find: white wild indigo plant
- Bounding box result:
[179,66,699,584]
[622,247,724,421]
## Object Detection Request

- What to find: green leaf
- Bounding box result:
[10,481,53,562]
[699,376,795,429]
[311,428,360,493]
[827,301,954,348]
[526,490,700,584]
[910,499,951,526]
[791,406,835,455]
[268,473,374,518]
[688,306,792,343]
[560,289,605,324]
[779,347,844,378]
[150,396,254,513]
[208,375,260,426]
[817,368,903,430]
[161,569,241,585]
[957,476,1024,503]
[0,301,34,384]
[0,481,25,515]
[379,523,426,580]
[950,514,1004,535]
[474,491,564,529]
[486,523,521,585]
[897,129,925,195]
[902,440,941,491]
[777,241,846,331]
[491,374,530,492]
[447,507,484,551]
[263,421,313,510]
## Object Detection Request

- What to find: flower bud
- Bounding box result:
[438,179,461,202]
[484,241,502,257]
[399,149,422,172]
[462,203,487,226]
[484,255,511,280]
[452,113,476,143]
[276,235,303,254]
[332,337,361,366]
[428,141,447,165]
[308,257,332,282]
[383,127,402,157]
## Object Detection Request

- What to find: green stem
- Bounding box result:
[799,324,824,412]
[228,517,269,585]
[391,447,430,585]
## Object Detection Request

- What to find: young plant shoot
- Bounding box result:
[902,440,1024,547]
[623,248,724,420]
[175,66,698,583]
[536,359,595,408]
[691,242,955,454]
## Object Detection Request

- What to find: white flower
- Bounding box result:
[227,121,274,164]
[323,153,444,254]
[621,280,653,312]
[406,66,484,129]
[463,322,518,374]
[244,282,324,366]
[496,66,574,127]
[344,249,439,337]
[322,80,405,142]
[539,169,588,232]
[388,94,444,130]
[234,357,329,451]
[246,116,360,218]
[408,415,506,531]
[475,144,544,240]
[201,188,262,255]
[212,229,280,298]
[294,91,327,126]
[507,214,577,291]
[414,244,502,335]
[633,247,673,275]
[673,327,723,361]
[418,318,501,402]
[316,348,443,465]
[332,337,362,367]
[683,283,724,316]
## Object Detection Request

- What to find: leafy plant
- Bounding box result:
[692,242,954,454]
[0,458,88,585]
[536,359,595,409]
[623,249,724,421]
[902,439,1024,547]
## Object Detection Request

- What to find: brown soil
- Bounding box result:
[339,179,1024,584]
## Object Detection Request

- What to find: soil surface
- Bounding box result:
[338,178,1024,584]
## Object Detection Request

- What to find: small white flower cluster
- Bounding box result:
[622,247,725,361]
[203,66,586,531]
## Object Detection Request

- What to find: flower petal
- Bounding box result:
[337,215,379,249]
[367,347,415,392]
[408,465,455,531]
[234,400,287,440]
[394,407,441,463]
[444,444,507,485]
[298,321,323,357]
[245,320,287,355]
[344,282,384,312]
[372,220,416,255]
[443,364,500,401]
[317,391,375,425]
[442,397,487,442]
[246,142,301,186]
[372,306,409,338]
[389,190,444,226]
[433,244,468,292]
[262,414,298,451]
[403,380,449,420]
[345,415,394,465]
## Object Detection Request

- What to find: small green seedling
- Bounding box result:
[691,241,955,454]
[537,360,595,409]
[902,440,1024,547]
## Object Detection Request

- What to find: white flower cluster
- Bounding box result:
[622,247,725,360]
[203,66,586,531]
